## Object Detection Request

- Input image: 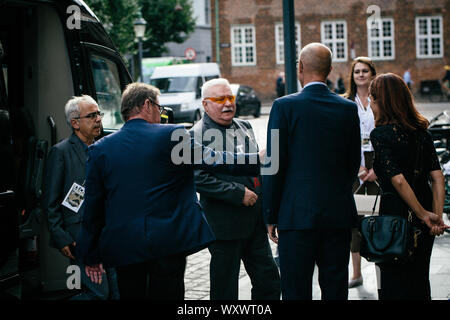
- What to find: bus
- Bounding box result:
[0,0,133,299]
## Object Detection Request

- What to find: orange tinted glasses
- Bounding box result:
[204,95,236,104]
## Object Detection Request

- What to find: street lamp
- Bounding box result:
[133,11,147,81]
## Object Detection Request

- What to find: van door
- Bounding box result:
[0,36,20,298]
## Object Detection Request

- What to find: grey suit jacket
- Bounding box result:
[190,114,265,240]
[42,133,88,250]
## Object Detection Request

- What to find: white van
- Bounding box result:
[150,63,221,124]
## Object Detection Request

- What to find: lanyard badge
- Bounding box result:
[62,182,85,213]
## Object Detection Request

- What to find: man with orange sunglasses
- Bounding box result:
[190,78,280,300]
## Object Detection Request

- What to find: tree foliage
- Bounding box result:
[84,0,196,58]
[140,0,196,57]
[85,0,140,56]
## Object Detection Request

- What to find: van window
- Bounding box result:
[90,55,123,129]
[150,76,200,93]
[240,86,251,94]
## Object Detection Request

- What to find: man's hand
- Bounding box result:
[267,224,278,244]
[85,264,106,284]
[242,187,258,207]
[60,242,76,260]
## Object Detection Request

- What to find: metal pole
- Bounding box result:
[215,0,220,64]
[282,0,297,94]
[138,37,143,82]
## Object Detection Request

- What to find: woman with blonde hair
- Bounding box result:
[369,73,448,300]
[343,57,378,288]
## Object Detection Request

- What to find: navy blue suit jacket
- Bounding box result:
[76,119,259,267]
[262,83,361,230]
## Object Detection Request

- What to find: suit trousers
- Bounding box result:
[278,229,351,300]
[208,230,281,300]
[115,254,186,300]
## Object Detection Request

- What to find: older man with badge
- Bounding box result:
[42,95,119,300]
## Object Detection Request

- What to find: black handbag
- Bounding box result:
[360,206,421,264]
[359,132,423,264]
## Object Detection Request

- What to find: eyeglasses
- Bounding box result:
[75,111,104,120]
[204,95,236,104]
[148,98,164,115]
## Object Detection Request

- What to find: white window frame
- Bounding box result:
[367,17,395,60]
[231,25,257,66]
[321,20,347,62]
[415,16,443,58]
[275,22,301,65]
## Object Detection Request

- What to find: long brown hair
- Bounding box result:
[369,73,428,130]
[343,56,377,100]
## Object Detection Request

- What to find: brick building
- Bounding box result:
[210,0,450,101]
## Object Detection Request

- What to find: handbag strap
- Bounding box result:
[371,182,380,215]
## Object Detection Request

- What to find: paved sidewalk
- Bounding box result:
[184,100,450,300]
[185,213,450,300]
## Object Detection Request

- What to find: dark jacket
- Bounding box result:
[262,83,361,230]
[190,114,264,240]
[75,120,260,267]
[42,133,87,250]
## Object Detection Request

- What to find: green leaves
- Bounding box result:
[85,0,196,58]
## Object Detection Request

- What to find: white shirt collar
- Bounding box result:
[303,81,328,89]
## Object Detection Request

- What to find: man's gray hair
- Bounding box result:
[201,78,231,99]
[64,95,98,127]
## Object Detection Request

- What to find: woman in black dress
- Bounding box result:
[368,73,448,300]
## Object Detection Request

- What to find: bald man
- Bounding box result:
[262,43,361,300]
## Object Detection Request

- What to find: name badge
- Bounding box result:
[62,182,85,213]
[361,132,372,152]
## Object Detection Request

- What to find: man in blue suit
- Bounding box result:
[76,82,260,299]
[263,43,361,300]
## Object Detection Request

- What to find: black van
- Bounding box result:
[0,0,132,299]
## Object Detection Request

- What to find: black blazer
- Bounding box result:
[190,114,265,240]
[42,133,87,250]
[262,83,361,230]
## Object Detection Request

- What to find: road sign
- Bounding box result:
[184,47,196,61]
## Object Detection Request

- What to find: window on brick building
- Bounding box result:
[275,22,301,64]
[415,16,443,58]
[368,18,395,60]
[321,21,347,62]
[231,25,256,66]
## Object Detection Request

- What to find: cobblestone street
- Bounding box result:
[184,244,276,300]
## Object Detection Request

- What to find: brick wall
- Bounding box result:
[211,0,450,102]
